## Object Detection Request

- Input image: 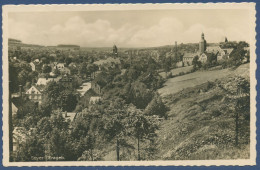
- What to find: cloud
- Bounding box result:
[128,17,184,47]
[8,15,250,47]
[46,16,144,47]
[183,24,225,43]
[8,18,37,43]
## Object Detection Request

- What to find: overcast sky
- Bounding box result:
[8,9,252,47]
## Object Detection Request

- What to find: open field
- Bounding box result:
[158,63,249,96]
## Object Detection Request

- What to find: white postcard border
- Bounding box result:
[2,3,257,167]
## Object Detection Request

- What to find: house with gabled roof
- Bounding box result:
[91,72,109,95]
[69,62,77,68]
[59,67,71,75]
[199,52,213,63]
[30,60,42,72]
[13,127,36,153]
[183,52,199,66]
[36,77,61,86]
[57,63,65,70]
[13,127,27,152]
[206,46,222,55]
[25,85,43,104]
[62,112,78,123]
[217,48,233,61]
[91,70,102,80]
[91,80,105,95]
[206,45,233,61]
[59,74,73,89]
[77,82,91,97]
[89,96,101,104]
[12,103,18,116]
[94,57,121,70]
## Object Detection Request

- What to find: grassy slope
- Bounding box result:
[155,64,250,160]
[158,64,249,96]
[159,66,193,78]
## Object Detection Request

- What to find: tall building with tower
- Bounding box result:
[183,32,233,66]
[199,33,207,54]
[224,37,228,43]
[113,44,118,57]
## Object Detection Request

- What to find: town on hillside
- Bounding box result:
[9,31,250,162]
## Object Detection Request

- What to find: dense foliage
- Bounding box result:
[11,48,167,161]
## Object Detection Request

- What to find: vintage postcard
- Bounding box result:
[2,3,257,166]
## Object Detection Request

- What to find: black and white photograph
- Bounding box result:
[2,3,256,166]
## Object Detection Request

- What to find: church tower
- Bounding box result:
[224,37,228,43]
[113,44,118,57]
[199,33,207,54]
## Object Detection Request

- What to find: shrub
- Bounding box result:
[178,72,185,76]
[166,72,173,79]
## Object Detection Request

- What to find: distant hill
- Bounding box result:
[7,39,226,52]
[8,38,44,48]
[8,38,22,44]
[57,44,80,48]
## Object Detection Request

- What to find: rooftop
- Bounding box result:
[94,57,120,66]
[62,112,77,122]
[77,82,91,96]
[89,96,101,104]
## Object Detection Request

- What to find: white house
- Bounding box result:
[36,77,61,86]
[206,46,222,54]
[30,62,36,71]
[206,46,233,61]
[183,52,199,66]
[199,53,209,63]
[13,127,27,152]
[89,96,101,104]
[12,103,18,115]
[62,112,78,122]
[29,59,42,71]
[57,63,65,70]
[13,127,35,153]
[94,57,120,70]
[176,61,184,68]
[217,48,233,61]
[59,67,71,75]
[77,82,91,97]
[25,85,43,104]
